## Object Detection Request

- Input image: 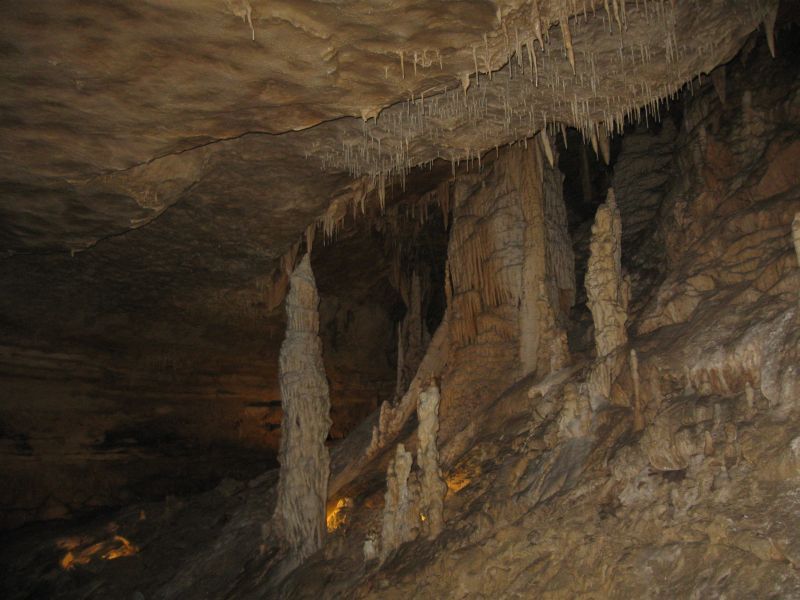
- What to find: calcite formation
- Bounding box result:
[273,254,332,561]
[519,135,575,377]
[2,3,800,600]
[586,188,629,358]
[0,0,781,530]
[416,384,446,539]
[379,444,418,562]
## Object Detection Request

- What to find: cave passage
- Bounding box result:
[1,4,800,599]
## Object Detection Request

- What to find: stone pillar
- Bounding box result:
[416,384,446,539]
[586,188,628,357]
[273,253,332,561]
[519,138,575,377]
[379,443,418,562]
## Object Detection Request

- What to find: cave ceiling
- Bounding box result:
[0,0,777,321]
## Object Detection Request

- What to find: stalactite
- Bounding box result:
[395,271,431,399]
[586,188,628,358]
[598,123,611,165]
[711,65,727,105]
[379,444,418,562]
[416,384,446,539]
[561,12,576,73]
[539,129,555,167]
[763,2,779,58]
[273,254,332,562]
[531,0,545,50]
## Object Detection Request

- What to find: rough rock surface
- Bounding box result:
[379,444,418,562]
[416,384,446,540]
[0,0,782,528]
[273,254,331,561]
[586,188,628,358]
[0,5,799,600]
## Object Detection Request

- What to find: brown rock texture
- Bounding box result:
[273,254,331,561]
[1,4,799,600]
[586,188,628,358]
[379,444,418,563]
[416,384,446,540]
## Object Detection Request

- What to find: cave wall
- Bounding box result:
[441,141,574,440]
[268,33,800,599]
[0,246,400,530]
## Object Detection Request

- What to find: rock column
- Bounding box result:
[273,254,332,561]
[379,444,418,562]
[416,384,446,539]
[586,188,628,357]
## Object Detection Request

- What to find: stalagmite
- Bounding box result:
[273,254,332,562]
[586,188,628,357]
[380,444,418,562]
[416,384,446,539]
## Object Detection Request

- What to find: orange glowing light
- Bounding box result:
[446,471,472,494]
[59,533,138,570]
[103,535,138,560]
[326,497,352,532]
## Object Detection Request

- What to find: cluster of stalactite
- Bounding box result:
[445,140,574,381]
[316,1,778,193]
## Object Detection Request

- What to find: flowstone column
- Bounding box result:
[586,188,628,357]
[585,188,630,407]
[379,443,418,562]
[519,138,575,378]
[273,253,332,561]
[417,384,446,539]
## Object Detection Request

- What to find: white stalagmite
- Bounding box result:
[586,188,628,358]
[273,253,332,562]
[380,444,418,562]
[416,384,446,539]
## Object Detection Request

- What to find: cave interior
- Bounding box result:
[1,1,800,598]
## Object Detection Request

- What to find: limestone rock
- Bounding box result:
[273,254,332,561]
[416,384,446,539]
[586,188,628,358]
[379,444,418,562]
